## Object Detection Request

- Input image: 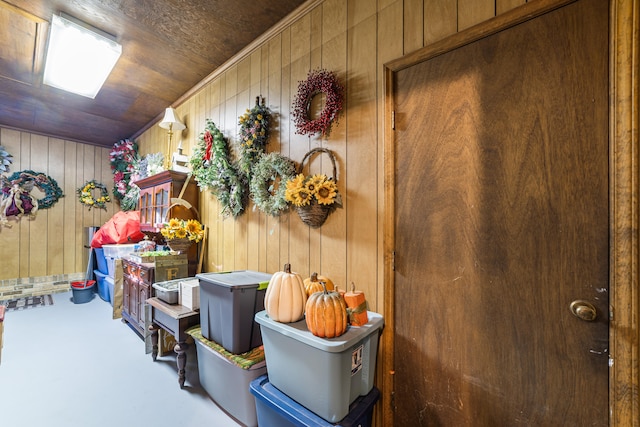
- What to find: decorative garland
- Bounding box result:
[190,119,248,218]
[0,145,13,173]
[238,96,271,178]
[249,152,297,217]
[292,69,344,137]
[1,170,64,226]
[109,138,139,210]
[77,180,111,211]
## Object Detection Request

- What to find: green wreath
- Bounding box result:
[5,170,64,210]
[77,180,111,210]
[249,152,297,217]
[190,119,248,218]
[238,97,271,178]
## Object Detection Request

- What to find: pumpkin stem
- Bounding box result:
[311,272,318,281]
[351,281,356,292]
[320,281,328,294]
[284,263,291,273]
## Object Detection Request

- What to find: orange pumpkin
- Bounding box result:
[264,263,307,323]
[303,272,335,297]
[305,282,348,338]
[344,282,368,326]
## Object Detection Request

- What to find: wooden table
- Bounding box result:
[146,297,200,388]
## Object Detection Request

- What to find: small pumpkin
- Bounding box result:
[303,272,335,297]
[305,281,348,338]
[264,263,307,323]
[344,282,368,326]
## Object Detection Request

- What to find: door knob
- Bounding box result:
[569,300,597,321]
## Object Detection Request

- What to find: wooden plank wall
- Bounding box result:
[0,127,116,281]
[137,0,526,313]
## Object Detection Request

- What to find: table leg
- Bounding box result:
[149,323,159,361]
[174,341,188,388]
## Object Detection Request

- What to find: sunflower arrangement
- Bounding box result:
[284,147,342,228]
[160,218,205,243]
[285,174,341,207]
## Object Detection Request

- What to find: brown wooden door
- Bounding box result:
[390,0,608,425]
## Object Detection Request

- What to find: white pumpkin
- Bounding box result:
[264,263,307,323]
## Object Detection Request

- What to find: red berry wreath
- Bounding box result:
[292,69,344,137]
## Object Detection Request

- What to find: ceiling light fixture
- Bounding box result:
[43,13,122,98]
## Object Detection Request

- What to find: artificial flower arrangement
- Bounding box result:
[238,97,271,178]
[110,139,139,209]
[285,173,341,207]
[77,180,111,210]
[0,145,13,173]
[160,218,205,243]
[284,147,342,228]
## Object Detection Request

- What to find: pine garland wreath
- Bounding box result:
[292,69,344,137]
[249,152,297,217]
[190,119,248,218]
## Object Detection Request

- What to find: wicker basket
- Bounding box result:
[296,147,338,228]
[166,237,193,254]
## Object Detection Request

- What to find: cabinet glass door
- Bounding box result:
[139,189,153,228]
[153,184,170,228]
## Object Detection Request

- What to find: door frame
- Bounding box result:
[381,0,639,425]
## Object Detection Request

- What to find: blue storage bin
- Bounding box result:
[105,276,114,306]
[94,248,108,275]
[250,375,380,427]
[93,270,110,303]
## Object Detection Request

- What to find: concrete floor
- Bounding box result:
[0,291,242,427]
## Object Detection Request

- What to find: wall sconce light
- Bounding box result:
[43,13,122,98]
[159,107,186,169]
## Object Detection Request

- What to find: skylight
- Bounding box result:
[43,14,122,99]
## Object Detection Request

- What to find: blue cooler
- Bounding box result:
[250,375,380,427]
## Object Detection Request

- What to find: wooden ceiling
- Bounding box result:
[0,0,306,147]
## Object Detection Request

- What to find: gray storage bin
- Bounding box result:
[196,270,271,354]
[152,279,181,304]
[191,329,266,427]
[255,310,384,423]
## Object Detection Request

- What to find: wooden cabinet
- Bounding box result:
[134,170,199,233]
[122,258,154,337]
[134,170,200,275]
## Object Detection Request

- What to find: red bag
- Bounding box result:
[91,211,146,248]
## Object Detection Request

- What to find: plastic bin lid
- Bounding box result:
[93,269,107,278]
[196,270,272,289]
[255,311,384,353]
[250,375,380,427]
